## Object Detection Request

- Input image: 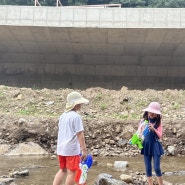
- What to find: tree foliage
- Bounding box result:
[0,0,185,7]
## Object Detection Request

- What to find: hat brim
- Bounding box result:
[143,108,161,115]
[65,97,89,112]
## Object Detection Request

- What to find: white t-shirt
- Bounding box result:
[57,111,84,156]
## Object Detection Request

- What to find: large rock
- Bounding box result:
[120,174,133,183]
[94,173,128,185]
[0,144,11,155]
[0,177,14,185]
[2,142,48,156]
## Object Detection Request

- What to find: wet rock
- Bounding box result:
[164,170,185,176]
[94,173,128,185]
[9,170,29,178]
[0,177,14,185]
[50,155,56,160]
[120,174,132,183]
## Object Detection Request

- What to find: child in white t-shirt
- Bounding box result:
[53,91,89,185]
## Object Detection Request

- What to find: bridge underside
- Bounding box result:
[0,25,185,90]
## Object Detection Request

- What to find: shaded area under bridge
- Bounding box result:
[0,6,185,90]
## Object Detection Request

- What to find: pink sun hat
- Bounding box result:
[143,102,161,115]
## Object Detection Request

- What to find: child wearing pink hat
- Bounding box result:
[141,102,164,185]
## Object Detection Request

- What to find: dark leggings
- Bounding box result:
[144,155,162,177]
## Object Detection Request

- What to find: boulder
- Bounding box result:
[94,173,128,185]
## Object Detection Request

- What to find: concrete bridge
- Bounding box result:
[0,6,185,90]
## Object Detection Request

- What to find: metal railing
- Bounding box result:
[34,0,121,8]
[80,4,121,8]
[34,0,62,6]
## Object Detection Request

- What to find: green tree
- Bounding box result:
[1,0,185,7]
[148,0,185,7]
[167,0,185,7]
[0,0,34,5]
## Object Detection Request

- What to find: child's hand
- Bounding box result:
[81,150,87,161]
[149,123,155,132]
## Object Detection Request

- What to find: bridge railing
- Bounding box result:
[34,0,121,8]
[35,0,62,7]
[78,4,121,8]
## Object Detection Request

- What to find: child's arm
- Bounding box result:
[149,123,163,139]
[154,123,163,139]
[77,131,87,160]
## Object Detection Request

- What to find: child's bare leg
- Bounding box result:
[53,169,67,185]
[157,176,163,185]
[147,176,153,185]
[65,169,76,185]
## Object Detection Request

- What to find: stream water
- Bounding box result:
[0,155,185,185]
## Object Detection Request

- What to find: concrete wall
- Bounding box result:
[0,6,185,89]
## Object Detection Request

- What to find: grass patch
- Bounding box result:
[95,93,103,101]
[172,102,181,110]
[100,104,107,110]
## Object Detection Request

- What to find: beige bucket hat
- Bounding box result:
[65,91,89,112]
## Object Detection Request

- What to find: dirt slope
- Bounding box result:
[0,85,185,156]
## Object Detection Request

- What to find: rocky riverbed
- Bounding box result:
[0,85,185,157]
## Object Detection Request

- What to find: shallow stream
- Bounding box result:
[0,156,185,185]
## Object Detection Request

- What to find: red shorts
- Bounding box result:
[58,155,80,171]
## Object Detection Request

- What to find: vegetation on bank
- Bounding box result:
[0,85,185,157]
[0,0,185,7]
[0,85,185,122]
